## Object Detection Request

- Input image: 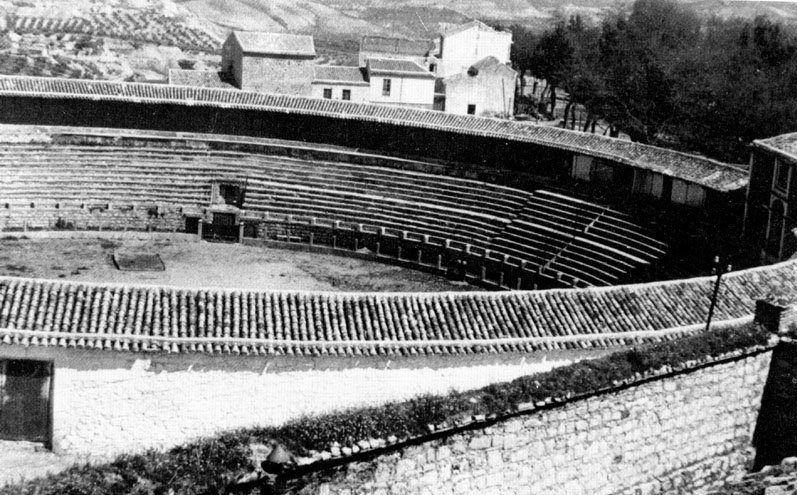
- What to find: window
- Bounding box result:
[775,159,791,192]
[467,104,476,115]
[323,88,332,99]
[767,199,786,258]
[670,180,706,206]
[382,79,391,96]
[429,64,436,73]
[632,170,664,198]
[342,89,351,101]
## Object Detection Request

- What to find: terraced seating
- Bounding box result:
[0,145,520,250]
[0,136,675,287]
[488,190,668,286]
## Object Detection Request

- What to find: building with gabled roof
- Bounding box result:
[221,31,316,95]
[310,66,369,103]
[440,56,516,117]
[365,58,435,109]
[437,20,512,79]
[745,133,797,263]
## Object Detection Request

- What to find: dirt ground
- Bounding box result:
[0,236,477,292]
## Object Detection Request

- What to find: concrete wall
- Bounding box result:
[241,57,314,96]
[438,28,511,78]
[444,71,515,117]
[368,75,434,108]
[295,351,772,495]
[0,345,601,459]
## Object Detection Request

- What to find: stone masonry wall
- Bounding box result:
[296,352,772,495]
[0,345,601,459]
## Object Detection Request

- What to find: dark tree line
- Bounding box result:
[504,0,797,163]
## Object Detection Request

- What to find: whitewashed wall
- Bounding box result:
[0,345,601,459]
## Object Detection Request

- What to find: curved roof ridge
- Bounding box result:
[0,75,748,192]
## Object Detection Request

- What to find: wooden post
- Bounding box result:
[396,245,402,261]
[309,232,314,246]
[332,235,337,249]
[437,254,442,270]
[417,248,423,265]
[238,223,245,243]
[375,241,381,256]
[197,220,204,239]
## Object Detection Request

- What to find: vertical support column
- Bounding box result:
[197,219,204,239]
[238,223,245,243]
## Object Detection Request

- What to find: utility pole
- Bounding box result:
[705,256,732,332]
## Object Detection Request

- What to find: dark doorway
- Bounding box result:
[0,359,52,444]
[203,212,239,242]
[185,216,199,234]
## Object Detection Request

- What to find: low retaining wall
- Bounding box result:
[295,351,772,495]
[0,344,604,459]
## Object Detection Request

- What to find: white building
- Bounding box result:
[365,58,435,109]
[440,56,516,117]
[437,20,512,79]
[310,66,370,103]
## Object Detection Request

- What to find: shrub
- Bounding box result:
[1,324,771,495]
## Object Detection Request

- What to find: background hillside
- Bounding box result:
[2,0,797,82]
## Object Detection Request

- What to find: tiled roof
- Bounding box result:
[360,36,433,57]
[168,70,235,89]
[232,31,316,57]
[0,259,793,355]
[366,58,435,79]
[312,66,369,86]
[0,75,748,191]
[754,133,797,163]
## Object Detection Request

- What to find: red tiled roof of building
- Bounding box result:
[232,31,316,58]
[366,58,434,78]
[359,36,433,57]
[312,66,369,86]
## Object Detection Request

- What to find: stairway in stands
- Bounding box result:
[488,190,668,286]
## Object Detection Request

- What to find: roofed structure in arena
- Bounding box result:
[0,75,748,193]
[0,259,793,355]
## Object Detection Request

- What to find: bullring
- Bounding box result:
[0,74,793,461]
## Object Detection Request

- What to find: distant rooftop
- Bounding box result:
[440,20,508,37]
[360,36,433,57]
[366,58,435,79]
[230,31,316,58]
[168,69,235,89]
[312,66,369,86]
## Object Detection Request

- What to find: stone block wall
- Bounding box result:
[297,352,772,495]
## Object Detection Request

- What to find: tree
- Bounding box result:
[529,20,574,114]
